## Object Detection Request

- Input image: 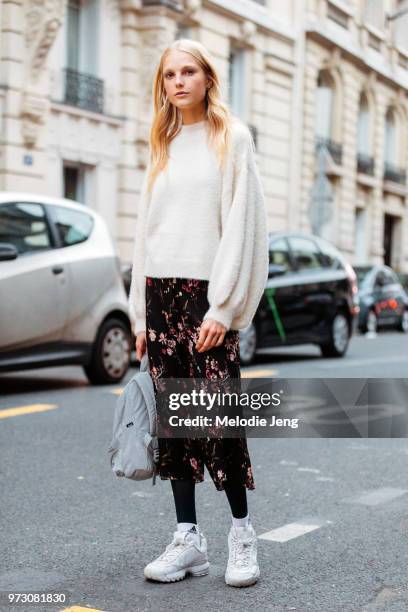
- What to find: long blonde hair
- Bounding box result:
[146,39,234,193]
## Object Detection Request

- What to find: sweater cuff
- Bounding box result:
[202,305,235,331]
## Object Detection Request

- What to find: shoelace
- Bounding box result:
[157,532,196,562]
[230,533,254,567]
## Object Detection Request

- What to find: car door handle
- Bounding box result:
[52,266,64,275]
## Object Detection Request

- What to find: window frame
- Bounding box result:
[287,235,325,273]
[46,203,94,248]
[0,201,58,256]
[268,236,295,274]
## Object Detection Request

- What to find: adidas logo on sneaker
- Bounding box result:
[188,526,198,534]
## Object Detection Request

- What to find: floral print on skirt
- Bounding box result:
[145,276,255,491]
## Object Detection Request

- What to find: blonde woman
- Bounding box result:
[128,39,269,587]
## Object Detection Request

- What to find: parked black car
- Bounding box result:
[354,265,408,334]
[123,233,359,366]
[238,232,359,365]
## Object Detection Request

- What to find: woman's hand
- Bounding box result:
[196,319,227,352]
[135,331,147,362]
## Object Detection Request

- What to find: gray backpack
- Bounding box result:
[108,352,159,485]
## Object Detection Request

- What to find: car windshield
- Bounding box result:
[356,268,373,290]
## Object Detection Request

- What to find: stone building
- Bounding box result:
[302,0,408,270]
[0,0,407,271]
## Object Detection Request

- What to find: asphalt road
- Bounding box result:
[1,330,408,612]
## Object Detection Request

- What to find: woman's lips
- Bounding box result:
[176,92,188,96]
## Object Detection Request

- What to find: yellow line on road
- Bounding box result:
[242,369,278,378]
[0,404,57,419]
[61,607,110,612]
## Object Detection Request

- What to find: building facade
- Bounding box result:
[0,0,407,271]
[302,0,408,271]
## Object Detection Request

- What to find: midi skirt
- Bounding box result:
[145,276,255,491]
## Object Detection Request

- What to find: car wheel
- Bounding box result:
[84,317,131,385]
[319,312,350,358]
[397,309,408,333]
[364,309,378,334]
[239,322,257,366]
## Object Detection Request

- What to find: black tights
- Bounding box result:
[170,478,248,523]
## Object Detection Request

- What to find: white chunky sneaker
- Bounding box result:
[144,528,210,583]
[225,523,260,587]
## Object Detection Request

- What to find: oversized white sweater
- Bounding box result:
[128,117,269,336]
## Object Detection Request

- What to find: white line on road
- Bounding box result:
[344,487,408,506]
[258,518,332,543]
[297,467,321,474]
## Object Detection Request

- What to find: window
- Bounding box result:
[395,0,408,49]
[0,202,52,255]
[354,207,368,265]
[357,93,370,155]
[383,268,398,284]
[384,108,397,165]
[288,237,322,271]
[66,0,98,74]
[67,0,80,71]
[318,240,342,269]
[63,162,94,205]
[364,0,384,30]
[228,46,246,118]
[269,238,292,272]
[315,71,334,140]
[64,164,84,202]
[64,0,103,113]
[50,206,93,247]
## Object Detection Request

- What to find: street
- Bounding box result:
[1,330,408,612]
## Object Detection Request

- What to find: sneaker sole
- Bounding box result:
[225,567,260,588]
[144,561,210,583]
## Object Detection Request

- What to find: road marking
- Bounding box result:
[258,518,332,542]
[0,404,57,419]
[297,467,320,474]
[61,607,109,612]
[316,476,335,482]
[279,459,298,466]
[345,487,408,506]
[241,369,278,378]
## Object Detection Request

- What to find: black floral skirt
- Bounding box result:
[145,276,255,491]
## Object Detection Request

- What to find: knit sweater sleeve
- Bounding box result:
[128,162,151,336]
[202,124,269,331]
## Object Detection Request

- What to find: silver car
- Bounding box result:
[0,193,132,384]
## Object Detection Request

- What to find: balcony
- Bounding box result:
[315,137,343,165]
[64,68,104,114]
[357,153,375,176]
[383,162,407,185]
[142,0,183,8]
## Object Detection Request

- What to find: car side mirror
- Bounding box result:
[0,242,18,261]
[268,263,287,277]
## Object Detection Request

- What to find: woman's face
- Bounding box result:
[162,50,210,114]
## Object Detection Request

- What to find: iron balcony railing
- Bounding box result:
[357,153,375,175]
[64,68,104,114]
[315,136,343,165]
[142,0,183,8]
[384,162,407,185]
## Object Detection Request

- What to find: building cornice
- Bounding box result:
[306,21,408,92]
[204,0,296,42]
